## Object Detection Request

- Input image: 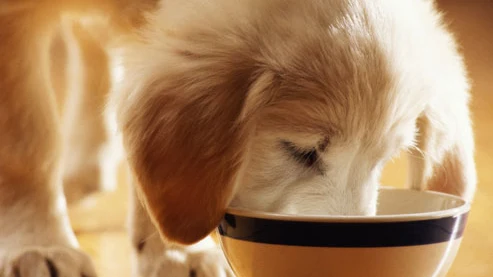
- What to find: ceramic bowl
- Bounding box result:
[217,187,469,277]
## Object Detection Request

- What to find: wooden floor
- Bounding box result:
[70,1,493,276]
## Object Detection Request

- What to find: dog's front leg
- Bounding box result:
[0,7,96,277]
[128,184,233,277]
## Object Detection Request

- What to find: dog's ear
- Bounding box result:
[407,96,477,202]
[116,41,274,244]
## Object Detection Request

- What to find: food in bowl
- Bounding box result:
[218,187,469,277]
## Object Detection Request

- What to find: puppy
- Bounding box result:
[0,0,476,276]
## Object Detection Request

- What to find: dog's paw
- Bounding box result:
[0,246,97,277]
[186,248,234,277]
[144,248,234,277]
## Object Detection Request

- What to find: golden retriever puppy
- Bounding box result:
[0,0,476,276]
[117,0,476,240]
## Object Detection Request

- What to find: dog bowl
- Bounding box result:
[217,187,469,277]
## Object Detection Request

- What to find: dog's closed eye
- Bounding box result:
[280,140,318,167]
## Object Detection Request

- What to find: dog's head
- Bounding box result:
[116,0,475,244]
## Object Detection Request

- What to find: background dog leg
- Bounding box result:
[0,6,96,276]
[58,19,121,205]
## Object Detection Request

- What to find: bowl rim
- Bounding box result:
[224,187,470,223]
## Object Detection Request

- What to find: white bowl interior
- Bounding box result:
[226,187,468,222]
[376,187,465,215]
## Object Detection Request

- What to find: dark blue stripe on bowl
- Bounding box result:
[218,212,468,247]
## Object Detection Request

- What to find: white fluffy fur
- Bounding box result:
[224,0,477,215]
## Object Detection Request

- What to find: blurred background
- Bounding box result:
[67,1,493,276]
